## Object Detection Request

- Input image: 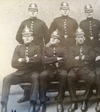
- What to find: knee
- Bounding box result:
[67,69,75,80]
[40,71,48,79]
[95,69,100,77]
[60,70,67,79]
[89,72,95,82]
[3,75,12,84]
[31,73,39,80]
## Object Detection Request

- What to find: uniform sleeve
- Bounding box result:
[16,22,24,44]
[49,19,57,35]
[94,47,100,57]
[29,46,41,63]
[42,22,50,45]
[42,47,57,64]
[11,46,27,69]
[84,46,95,61]
[73,20,78,32]
[79,21,84,30]
[58,48,68,69]
[69,47,79,68]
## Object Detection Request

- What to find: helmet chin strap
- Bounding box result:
[24,41,33,45]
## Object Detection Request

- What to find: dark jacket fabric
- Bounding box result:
[69,44,94,69]
[80,18,100,47]
[49,16,78,47]
[11,43,41,75]
[42,44,68,71]
[93,45,100,69]
[16,18,50,48]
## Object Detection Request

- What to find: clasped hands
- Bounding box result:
[75,55,85,60]
[18,57,29,63]
[18,54,37,63]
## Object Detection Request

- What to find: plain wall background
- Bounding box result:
[0,0,100,80]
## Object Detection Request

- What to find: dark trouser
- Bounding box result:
[95,67,100,100]
[67,67,95,102]
[20,66,44,97]
[1,71,39,105]
[39,69,67,103]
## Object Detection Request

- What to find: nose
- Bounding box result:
[26,37,29,41]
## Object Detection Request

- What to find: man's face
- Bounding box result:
[85,12,93,18]
[22,35,33,44]
[50,36,60,45]
[75,35,85,45]
[60,8,69,16]
[28,9,38,18]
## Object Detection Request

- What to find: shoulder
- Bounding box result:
[85,45,93,50]
[53,16,62,21]
[68,16,77,21]
[93,18,100,23]
[14,45,22,51]
[57,45,65,50]
[21,19,30,24]
[80,19,87,24]
[36,18,46,24]
[32,43,40,49]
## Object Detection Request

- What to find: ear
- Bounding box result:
[75,36,77,41]
[58,40,60,43]
[22,36,24,40]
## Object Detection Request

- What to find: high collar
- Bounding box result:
[29,17,37,20]
[50,43,60,48]
[86,17,93,21]
[76,43,85,47]
[61,15,69,19]
[24,42,34,47]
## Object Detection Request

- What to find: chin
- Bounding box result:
[79,42,84,45]
[87,16,92,18]
[30,15,36,18]
[63,14,68,16]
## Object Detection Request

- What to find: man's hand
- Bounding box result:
[75,56,80,60]
[26,56,29,63]
[81,55,85,60]
[57,57,63,61]
[18,58,26,62]
[34,54,37,57]
[90,36,94,40]
[95,56,100,61]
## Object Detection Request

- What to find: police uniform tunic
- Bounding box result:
[68,44,95,102]
[49,16,78,47]
[1,43,41,105]
[39,44,68,102]
[80,18,100,47]
[16,18,50,48]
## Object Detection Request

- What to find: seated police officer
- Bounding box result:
[1,26,41,112]
[67,27,95,112]
[93,42,100,112]
[37,30,68,112]
[16,3,50,103]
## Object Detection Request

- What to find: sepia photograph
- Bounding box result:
[0,0,100,112]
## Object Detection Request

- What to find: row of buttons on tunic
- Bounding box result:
[25,47,29,57]
[64,19,68,39]
[80,46,83,56]
[89,21,94,40]
[31,21,34,32]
